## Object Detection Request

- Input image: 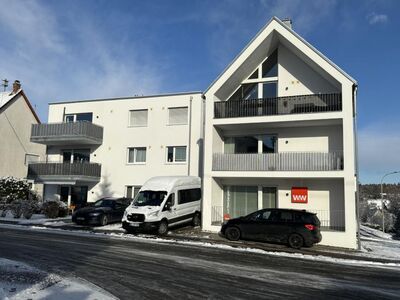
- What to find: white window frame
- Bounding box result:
[125,185,142,199]
[166,146,187,164]
[128,109,148,127]
[127,147,147,164]
[167,107,188,126]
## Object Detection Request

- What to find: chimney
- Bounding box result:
[12,80,21,94]
[282,18,293,29]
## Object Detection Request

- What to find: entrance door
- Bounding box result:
[60,186,69,204]
[71,186,88,209]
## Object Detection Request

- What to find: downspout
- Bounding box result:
[200,94,206,229]
[187,96,193,176]
[353,84,361,250]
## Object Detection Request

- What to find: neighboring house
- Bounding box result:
[0,80,46,193]
[28,92,203,208]
[28,17,358,248]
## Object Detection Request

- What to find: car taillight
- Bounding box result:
[305,224,315,231]
[223,214,231,221]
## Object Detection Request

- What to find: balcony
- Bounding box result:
[214,93,342,119]
[31,122,103,145]
[212,152,343,172]
[27,162,101,184]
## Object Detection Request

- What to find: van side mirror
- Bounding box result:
[163,202,172,211]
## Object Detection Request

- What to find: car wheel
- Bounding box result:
[100,215,108,226]
[157,220,168,236]
[288,233,304,249]
[225,226,241,241]
[192,212,201,227]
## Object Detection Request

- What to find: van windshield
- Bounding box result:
[133,191,167,207]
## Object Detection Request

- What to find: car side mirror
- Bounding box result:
[164,202,172,211]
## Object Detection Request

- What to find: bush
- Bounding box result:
[7,200,40,219]
[41,200,68,218]
[0,177,38,203]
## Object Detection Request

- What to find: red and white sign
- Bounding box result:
[291,187,308,203]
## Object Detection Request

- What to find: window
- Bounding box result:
[65,115,74,123]
[128,147,147,163]
[262,50,278,78]
[166,146,186,163]
[62,149,90,163]
[168,107,188,125]
[178,188,201,205]
[262,187,277,208]
[129,109,148,127]
[224,135,277,154]
[278,211,293,222]
[224,186,258,219]
[262,82,277,98]
[64,113,93,123]
[126,186,142,199]
[25,154,39,165]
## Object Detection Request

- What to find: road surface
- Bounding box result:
[0,226,399,299]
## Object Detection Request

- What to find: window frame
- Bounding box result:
[165,146,187,164]
[125,185,142,199]
[167,106,188,126]
[177,188,201,205]
[127,147,147,164]
[128,109,148,127]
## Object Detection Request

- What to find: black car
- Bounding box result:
[72,197,131,226]
[220,209,322,249]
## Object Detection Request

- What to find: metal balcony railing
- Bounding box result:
[308,209,345,232]
[212,152,343,172]
[214,93,342,119]
[31,122,103,145]
[27,162,101,179]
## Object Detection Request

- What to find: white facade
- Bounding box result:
[36,92,203,205]
[30,17,358,249]
[202,17,358,249]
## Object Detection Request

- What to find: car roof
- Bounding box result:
[264,208,315,214]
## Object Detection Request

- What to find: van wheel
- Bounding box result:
[100,215,108,226]
[225,226,241,241]
[157,220,168,236]
[192,212,201,227]
[288,233,304,249]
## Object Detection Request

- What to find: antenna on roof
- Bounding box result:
[1,79,8,92]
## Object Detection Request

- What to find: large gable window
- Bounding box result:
[228,49,278,102]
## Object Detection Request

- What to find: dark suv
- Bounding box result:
[220,209,322,249]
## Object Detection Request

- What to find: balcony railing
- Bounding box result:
[27,162,101,183]
[212,152,343,172]
[214,93,342,119]
[31,122,103,145]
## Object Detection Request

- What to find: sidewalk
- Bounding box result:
[1,218,399,265]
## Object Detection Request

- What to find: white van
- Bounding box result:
[122,176,201,235]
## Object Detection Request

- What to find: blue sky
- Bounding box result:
[0,0,399,183]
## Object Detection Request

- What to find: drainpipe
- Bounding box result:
[187,96,193,176]
[353,84,361,250]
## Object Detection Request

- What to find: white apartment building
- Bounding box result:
[28,17,358,248]
[28,92,203,206]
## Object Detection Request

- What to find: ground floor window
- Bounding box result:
[223,185,276,219]
[126,185,141,199]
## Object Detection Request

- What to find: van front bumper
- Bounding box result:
[122,221,160,232]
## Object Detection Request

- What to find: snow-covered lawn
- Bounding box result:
[359,225,400,261]
[0,214,71,226]
[0,258,116,300]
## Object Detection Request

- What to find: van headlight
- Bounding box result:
[148,211,159,218]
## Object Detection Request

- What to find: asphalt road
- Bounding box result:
[1,226,399,300]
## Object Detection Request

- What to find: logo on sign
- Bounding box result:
[291,187,308,203]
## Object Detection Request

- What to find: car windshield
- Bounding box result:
[133,191,167,207]
[93,199,115,207]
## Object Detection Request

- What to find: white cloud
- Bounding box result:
[358,122,400,183]
[367,12,388,25]
[0,1,162,121]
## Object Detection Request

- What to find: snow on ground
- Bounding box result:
[0,257,116,300]
[0,214,71,226]
[359,225,400,261]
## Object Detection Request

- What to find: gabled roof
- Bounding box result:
[0,89,41,123]
[204,16,356,95]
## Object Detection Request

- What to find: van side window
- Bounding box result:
[178,188,201,205]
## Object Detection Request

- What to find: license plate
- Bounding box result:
[130,222,140,227]
[77,217,85,221]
